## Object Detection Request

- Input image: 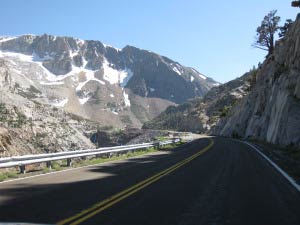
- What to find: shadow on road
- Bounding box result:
[0,138,212,224]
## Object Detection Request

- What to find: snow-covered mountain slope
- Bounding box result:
[0,34,219,128]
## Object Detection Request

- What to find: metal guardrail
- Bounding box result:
[0,139,181,174]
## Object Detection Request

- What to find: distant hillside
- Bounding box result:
[143,71,254,132]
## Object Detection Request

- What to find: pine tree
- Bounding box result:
[253,10,280,56]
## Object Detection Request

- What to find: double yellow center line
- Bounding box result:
[57,138,214,225]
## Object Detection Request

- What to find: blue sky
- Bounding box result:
[0,0,298,83]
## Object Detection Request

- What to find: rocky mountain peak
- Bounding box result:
[0,34,219,130]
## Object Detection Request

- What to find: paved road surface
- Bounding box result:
[0,137,299,225]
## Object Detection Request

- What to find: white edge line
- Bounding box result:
[243,141,300,193]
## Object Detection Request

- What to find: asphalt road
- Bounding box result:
[0,137,300,225]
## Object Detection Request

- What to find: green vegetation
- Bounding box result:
[51,161,63,171]
[0,171,18,182]
[142,98,203,131]
[248,66,259,88]
[159,141,183,150]
[0,103,27,127]
[16,111,27,127]
[143,105,187,131]
[253,11,293,57]
[17,85,41,99]
[73,147,158,167]
[107,102,117,108]
[97,125,114,131]
[120,115,132,125]
[0,103,9,122]
[220,106,231,118]
[155,136,169,141]
[279,19,293,38]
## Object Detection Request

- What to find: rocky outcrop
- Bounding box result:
[143,72,252,132]
[0,61,98,157]
[214,14,300,148]
[0,128,12,153]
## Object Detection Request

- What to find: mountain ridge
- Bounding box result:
[0,33,219,129]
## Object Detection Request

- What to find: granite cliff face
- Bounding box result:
[214,14,300,148]
[0,34,219,128]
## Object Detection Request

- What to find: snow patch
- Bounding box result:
[110,94,115,98]
[103,43,121,52]
[0,51,100,87]
[8,60,17,66]
[190,76,195,82]
[76,77,105,91]
[191,68,207,80]
[79,97,90,105]
[53,98,68,107]
[171,63,183,75]
[69,49,80,58]
[0,51,74,82]
[76,39,85,46]
[123,89,131,107]
[150,88,155,92]
[172,67,181,75]
[0,51,33,62]
[62,56,105,91]
[0,36,17,43]
[102,58,133,87]
[40,81,64,86]
[198,73,207,80]
[191,68,198,73]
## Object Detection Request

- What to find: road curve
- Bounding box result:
[0,137,299,225]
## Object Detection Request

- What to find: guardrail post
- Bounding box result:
[67,158,72,167]
[19,164,26,174]
[154,142,161,149]
[46,161,52,170]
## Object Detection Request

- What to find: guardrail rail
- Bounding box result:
[0,138,181,174]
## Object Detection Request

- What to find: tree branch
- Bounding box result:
[252,45,269,51]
